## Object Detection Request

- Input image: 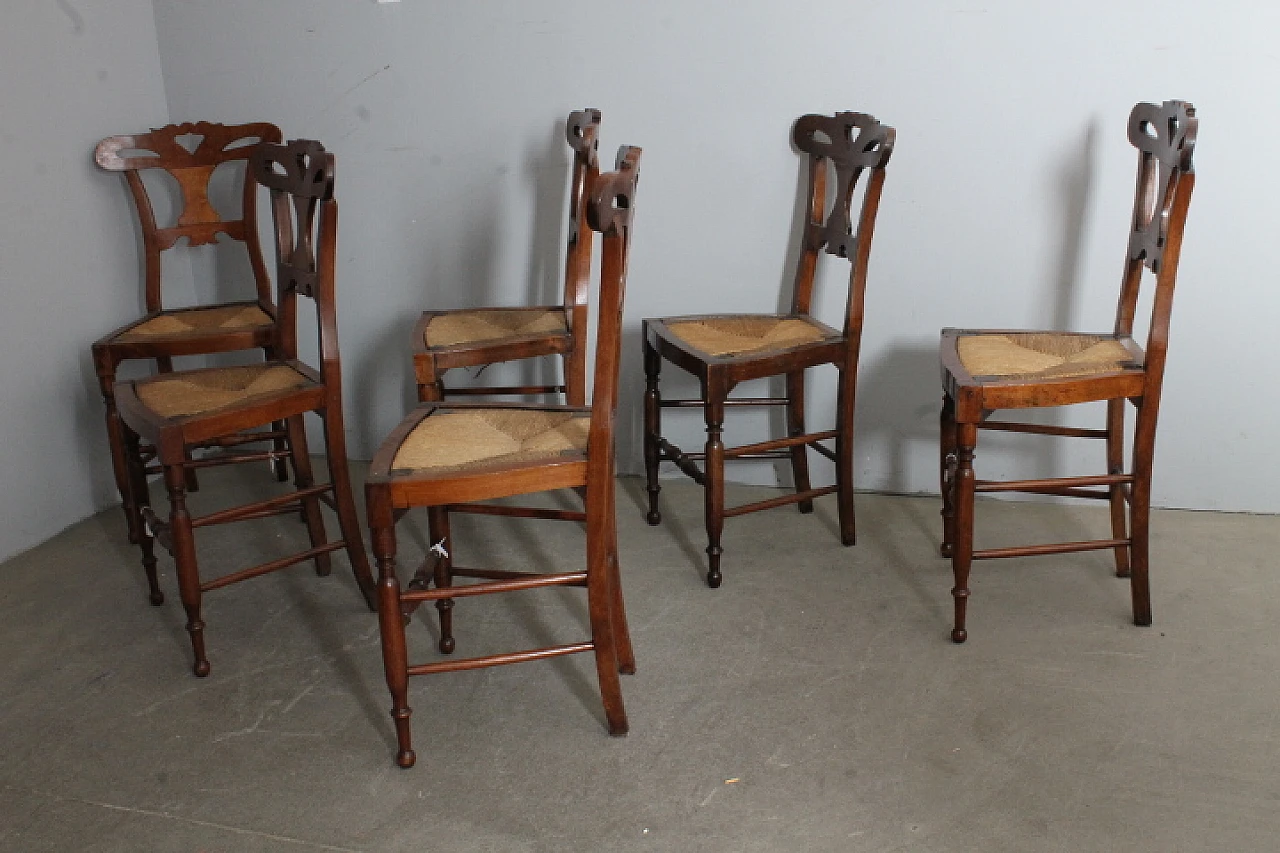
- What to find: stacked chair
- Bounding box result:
[366,145,642,768]
[113,139,375,676]
[93,122,291,544]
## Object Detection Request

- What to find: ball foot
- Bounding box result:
[396,749,416,769]
[193,660,211,677]
[940,543,953,558]
[439,637,455,655]
[645,511,661,526]
[706,570,722,589]
[950,628,967,644]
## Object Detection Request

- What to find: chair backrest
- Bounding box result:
[563,108,602,316]
[1114,100,1197,388]
[249,139,341,392]
[94,121,284,313]
[789,112,895,342]
[584,146,642,467]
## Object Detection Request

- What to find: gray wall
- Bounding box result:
[4,0,1277,562]
[0,0,170,561]
[150,0,1280,515]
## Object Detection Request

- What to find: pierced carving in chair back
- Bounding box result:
[1115,100,1198,357]
[792,112,895,261]
[250,139,340,372]
[94,121,282,309]
[789,112,896,333]
[1126,100,1197,275]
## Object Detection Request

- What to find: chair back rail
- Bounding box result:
[94,121,282,311]
[584,145,642,469]
[249,139,342,393]
[1114,100,1197,393]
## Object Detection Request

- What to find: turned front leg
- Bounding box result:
[950,422,977,643]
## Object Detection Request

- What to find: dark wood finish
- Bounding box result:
[92,121,289,543]
[367,147,642,768]
[642,111,895,586]
[114,139,376,676]
[411,109,601,405]
[938,100,1198,642]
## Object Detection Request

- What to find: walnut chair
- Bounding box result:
[92,122,291,545]
[115,139,376,676]
[939,100,1198,642]
[366,146,641,768]
[643,112,895,588]
[411,109,602,405]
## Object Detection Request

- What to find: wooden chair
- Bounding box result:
[939,100,1198,642]
[642,112,895,588]
[115,139,376,676]
[92,122,290,545]
[411,109,601,405]
[366,146,641,768]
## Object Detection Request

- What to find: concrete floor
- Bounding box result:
[2,465,1278,852]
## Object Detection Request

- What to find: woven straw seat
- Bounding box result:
[115,304,273,342]
[135,363,313,419]
[665,316,831,357]
[392,409,589,474]
[957,333,1137,380]
[424,308,567,349]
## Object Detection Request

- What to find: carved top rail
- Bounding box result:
[95,122,282,251]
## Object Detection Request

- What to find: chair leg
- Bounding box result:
[786,370,814,515]
[97,367,141,545]
[417,356,445,404]
[1106,398,1131,578]
[833,366,856,546]
[285,414,331,577]
[605,471,635,675]
[156,356,201,494]
[940,394,957,558]
[427,506,455,654]
[703,387,726,589]
[564,336,588,409]
[586,487,628,736]
[321,404,377,611]
[164,464,209,676]
[122,425,162,606]
[642,335,663,525]
[1128,401,1156,627]
[371,521,416,769]
[950,422,977,643]
[271,420,291,483]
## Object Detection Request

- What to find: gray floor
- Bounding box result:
[2,466,1278,852]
